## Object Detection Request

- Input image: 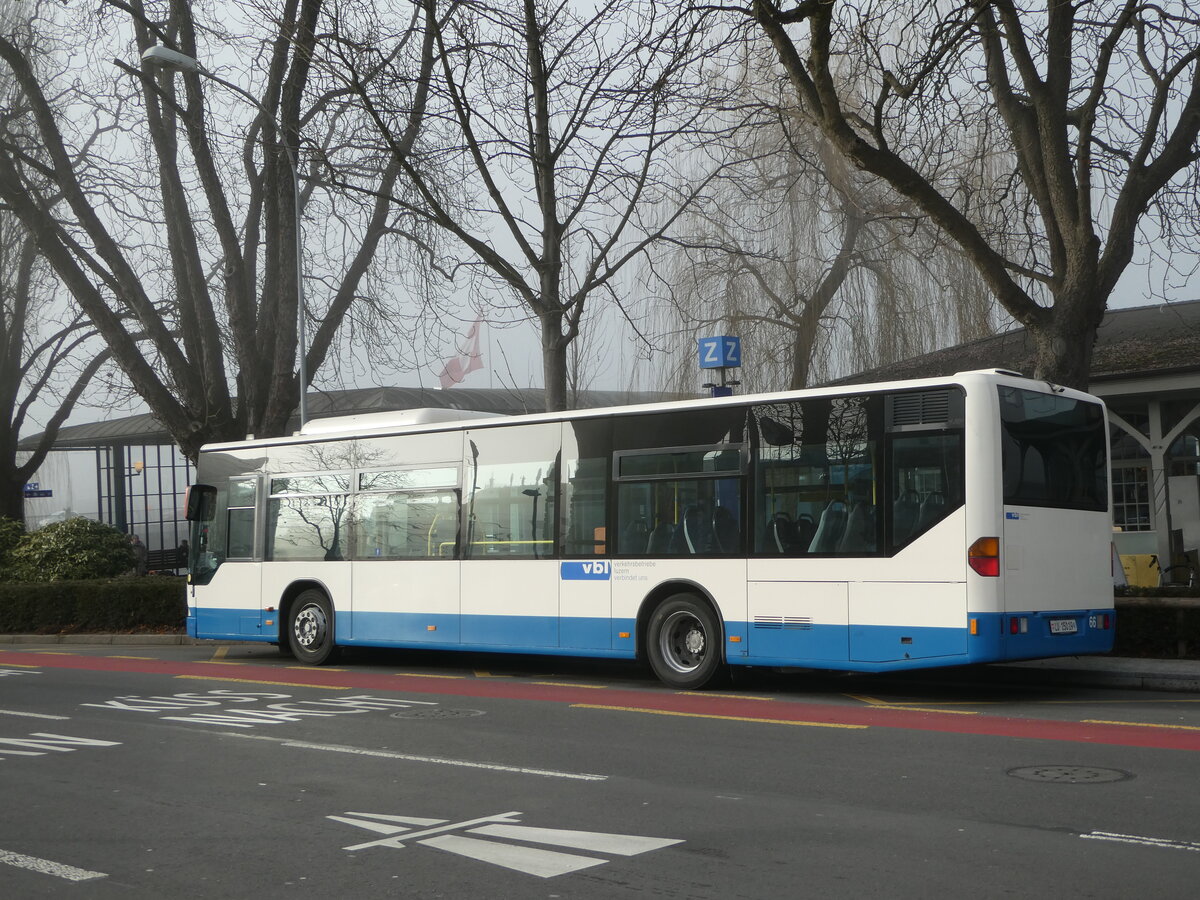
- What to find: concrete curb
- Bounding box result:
[992,656,1200,693]
[0,633,201,645]
[997,666,1200,694]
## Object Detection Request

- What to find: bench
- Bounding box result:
[144,548,185,572]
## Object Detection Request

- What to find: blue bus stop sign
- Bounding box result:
[698,336,742,369]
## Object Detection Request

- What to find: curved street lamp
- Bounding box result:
[140,44,309,429]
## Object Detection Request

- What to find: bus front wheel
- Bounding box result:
[289,590,337,665]
[646,594,726,689]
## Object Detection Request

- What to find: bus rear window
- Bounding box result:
[999,386,1107,511]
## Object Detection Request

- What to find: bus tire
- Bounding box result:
[289,589,338,665]
[646,594,726,689]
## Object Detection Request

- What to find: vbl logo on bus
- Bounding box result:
[560,561,612,581]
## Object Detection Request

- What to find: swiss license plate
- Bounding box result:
[1049,618,1078,635]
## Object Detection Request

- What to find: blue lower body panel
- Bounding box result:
[969,609,1116,661]
[190,606,1115,672]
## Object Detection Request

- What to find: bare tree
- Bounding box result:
[336,0,738,411]
[744,1,1200,389]
[649,42,999,396]
[0,215,112,522]
[0,0,113,521]
[0,0,432,459]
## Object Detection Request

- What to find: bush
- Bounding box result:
[0,577,186,633]
[8,517,135,582]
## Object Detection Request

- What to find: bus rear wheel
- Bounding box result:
[289,589,338,665]
[647,594,726,689]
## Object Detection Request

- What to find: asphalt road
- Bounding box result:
[1,643,1197,898]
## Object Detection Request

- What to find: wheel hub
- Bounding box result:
[295,606,324,648]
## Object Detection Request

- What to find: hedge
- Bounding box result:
[1113,595,1200,659]
[0,576,186,634]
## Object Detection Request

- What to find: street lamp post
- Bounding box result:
[140,45,309,430]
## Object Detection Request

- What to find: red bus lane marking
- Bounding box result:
[4,650,1198,752]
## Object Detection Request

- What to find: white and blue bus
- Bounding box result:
[183,369,1115,689]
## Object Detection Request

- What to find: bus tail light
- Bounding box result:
[968,537,1000,576]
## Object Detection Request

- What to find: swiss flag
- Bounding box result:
[437,318,484,389]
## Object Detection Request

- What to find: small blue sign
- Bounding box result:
[1005,512,1020,520]
[560,560,611,581]
[698,336,742,369]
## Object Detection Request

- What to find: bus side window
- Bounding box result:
[616,477,741,556]
[890,434,963,549]
[753,395,879,556]
[228,508,255,558]
[226,478,257,559]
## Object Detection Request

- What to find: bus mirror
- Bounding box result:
[185,484,217,522]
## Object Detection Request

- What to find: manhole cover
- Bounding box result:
[391,708,486,720]
[1007,765,1131,784]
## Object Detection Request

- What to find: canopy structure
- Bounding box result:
[20,386,681,451]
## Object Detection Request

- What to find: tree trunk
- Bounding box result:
[790,326,815,390]
[0,472,24,524]
[1026,287,1105,391]
[540,310,569,413]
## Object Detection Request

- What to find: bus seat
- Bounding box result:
[712,506,739,553]
[795,513,815,550]
[621,518,649,554]
[913,490,946,536]
[647,521,675,555]
[892,490,921,542]
[770,512,801,553]
[808,500,848,553]
[682,505,711,554]
[837,502,875,553]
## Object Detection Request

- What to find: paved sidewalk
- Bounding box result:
[994,655,1200,693]
[1,633,1197,692]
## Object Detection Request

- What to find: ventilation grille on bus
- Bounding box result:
[753,616,813,630]
[890,390,951,427]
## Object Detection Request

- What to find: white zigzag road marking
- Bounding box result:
[331,810,683,878]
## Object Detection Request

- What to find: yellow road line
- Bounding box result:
[196,660,247,666]
[572,703,867,729]
[397,673,465,679]
[107,655,155,660]
[173,674,348,690]
[473,671,511,678]
[678,692,774,701]
[1083,719,1200,731]
[1040,698,1200,704]
[846,693,885,705]
[845,693,979,715]
[531,681,608,689]
[285,666,347,672]
[0,663,41,668]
